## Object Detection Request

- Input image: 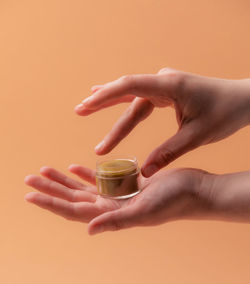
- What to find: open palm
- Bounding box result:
[25,165,210,235]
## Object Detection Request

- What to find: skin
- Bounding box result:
[24,166,250,235]
[24,68,250,234]
[75,68,250,177]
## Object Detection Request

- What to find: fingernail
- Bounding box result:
[95,141,105,152]
[25,192,36,201]
[82,96,92,104]
[91,85,99,91]
[75,103,84,109]
[91,225,104,235]
[24,174,34,184]
[142,164,158,177]
[68,163,79,168]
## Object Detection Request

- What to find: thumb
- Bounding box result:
[142,124,200,177]
[88,206,139,235]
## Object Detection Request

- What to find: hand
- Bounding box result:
[24,165,213,235]
[75,68,250,177]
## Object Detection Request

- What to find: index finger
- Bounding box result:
[81,74,158,110]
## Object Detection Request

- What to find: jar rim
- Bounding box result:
[96,168,140,179]
[96,156,138,175]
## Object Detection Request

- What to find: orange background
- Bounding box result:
[1,1,250,283]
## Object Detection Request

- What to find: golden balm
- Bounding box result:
[96,157,140,199]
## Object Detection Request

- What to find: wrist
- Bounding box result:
[193,171,218,219]
[245,79,250,125]
[180,170,218,220]
[236,79,250,126]
[206,171,250,222]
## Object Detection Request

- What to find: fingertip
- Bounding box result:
[141,168,151,178]
[88,224,104,236]
[68,164,80,172]
[94,148,105,155]
[24,174,36,185]
[94,141,111,155]
[87,226,95,236]
[40,166,52,175]
[74,104,85,115]
[94,140,104,153]
[91,85,103,93]
[88,217,100,235]
[141,164,159,177]
[25,192,37,202]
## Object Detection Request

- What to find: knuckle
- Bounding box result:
[64,176,71,187]
[70,190,78,202]
[70,204,80,220]
[158,69,186,93]
[119,74,136,90]
[63,203,79,221]
[110,215,123,231]
[171,72,185,90]
[48,180,56,191]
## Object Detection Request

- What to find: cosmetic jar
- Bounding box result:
[96,156,140,199]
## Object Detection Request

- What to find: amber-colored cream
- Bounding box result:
[96,158,140,199]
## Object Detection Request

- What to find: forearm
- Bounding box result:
[211,77,250,128]
[202,171,250,222]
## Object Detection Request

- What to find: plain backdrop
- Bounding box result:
[1,1,250,283]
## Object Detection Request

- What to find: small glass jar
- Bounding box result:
[96,156,140,199]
